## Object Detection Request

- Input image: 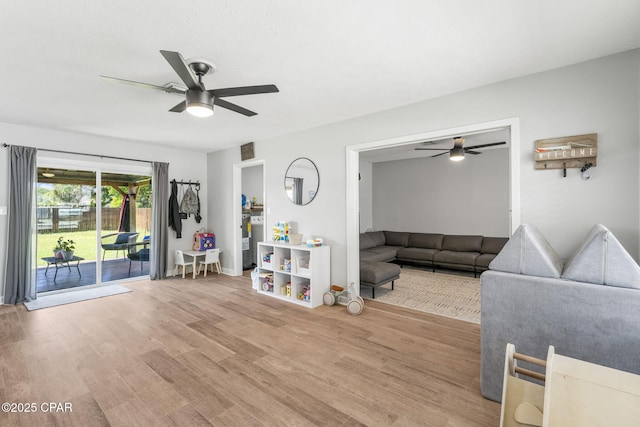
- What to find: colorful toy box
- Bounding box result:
[193,230,215,251]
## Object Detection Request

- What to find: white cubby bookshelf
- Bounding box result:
[257,241,330,308]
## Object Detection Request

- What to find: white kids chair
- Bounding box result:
[174,249,191,279]
[198,248,221,276]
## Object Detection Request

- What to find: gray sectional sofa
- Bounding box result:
[480,224,640,402]
[360,230,508,276]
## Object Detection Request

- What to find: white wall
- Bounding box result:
[0,122,208,297]
[372,148,509,236]
[242,165,263,205]
[207,147,239,272]
[358,159,373,232]
[207,50,640,285]
[208,135,348,277]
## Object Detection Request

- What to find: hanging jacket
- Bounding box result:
[169,180,182,238]
[194,186,202,223]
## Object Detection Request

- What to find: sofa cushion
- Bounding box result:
[360,251,386,263]
[360,246,400,263]
[561,224,640,289]
[480,269,640,402]
[434,250,480,266]
[359,233,377,250]
[489,224,564,278]
[360,261,401,285]
[367,231,386,247]
[383,231,410,247]
[475,253,497,269]
[442,235,483,252]
[481,237,509,255]
[397,247,439,262]
[408,233,444,250]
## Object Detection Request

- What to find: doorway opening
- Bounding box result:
[345,118,521,294]
[232,159,267,276]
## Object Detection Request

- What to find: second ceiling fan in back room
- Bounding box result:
[101,50,279,118]
[415,137,506,161]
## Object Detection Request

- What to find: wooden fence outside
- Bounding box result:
[37,207,151,234]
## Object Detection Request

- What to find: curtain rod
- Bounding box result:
[2,143,152,164]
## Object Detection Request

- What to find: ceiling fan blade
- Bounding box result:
[214,98,257,116]
[430,152,449,158]
[160,50,202,91]
[169,101,186,113]
[210,84,279,98]
[465,141,506,150]
[100,75,185,94]
[465,150,482,155]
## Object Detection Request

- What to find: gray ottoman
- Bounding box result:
[360,261,401,298]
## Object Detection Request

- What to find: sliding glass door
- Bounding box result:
[36,168,97,293]
[100,172,152,283]
[36,154,153,293]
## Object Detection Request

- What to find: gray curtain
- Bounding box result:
[293,177,303,204]
[4,145,37,304]
[150,162,169,280]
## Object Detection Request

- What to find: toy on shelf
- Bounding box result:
[323,282,364,315]
[261,273,274,293]
[262,252,273,267]
[297,285,310,302]
[272,221,290,242]
[306,238,323,247]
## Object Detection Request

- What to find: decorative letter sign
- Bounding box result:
[534,133,597,171]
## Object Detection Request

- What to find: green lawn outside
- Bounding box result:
[37,230,146,266]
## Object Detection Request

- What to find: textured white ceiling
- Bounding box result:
[1,1,639,153]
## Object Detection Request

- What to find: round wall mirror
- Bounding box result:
[284,157,319,205]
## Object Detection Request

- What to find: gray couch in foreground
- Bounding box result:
[360,230,508,276]
[480,224,640,402]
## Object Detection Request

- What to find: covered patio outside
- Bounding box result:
[37,167,152,293]
[37,258,150,293]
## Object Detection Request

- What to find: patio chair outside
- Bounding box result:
[101,232,139,260]
[127,248,150,276]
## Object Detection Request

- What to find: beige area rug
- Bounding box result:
[361,268,481,324]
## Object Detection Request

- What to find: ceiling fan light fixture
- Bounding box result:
[449,147,465,161]
[185,90,214,117]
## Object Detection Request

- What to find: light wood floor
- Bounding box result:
[0,273,500,426]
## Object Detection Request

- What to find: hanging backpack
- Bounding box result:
[180,185,199,215]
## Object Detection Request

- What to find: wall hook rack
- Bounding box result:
[171,179,201,191]
[534,133,597,173]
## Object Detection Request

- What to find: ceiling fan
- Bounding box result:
[100,50,279,118]
[414,137,506,161]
